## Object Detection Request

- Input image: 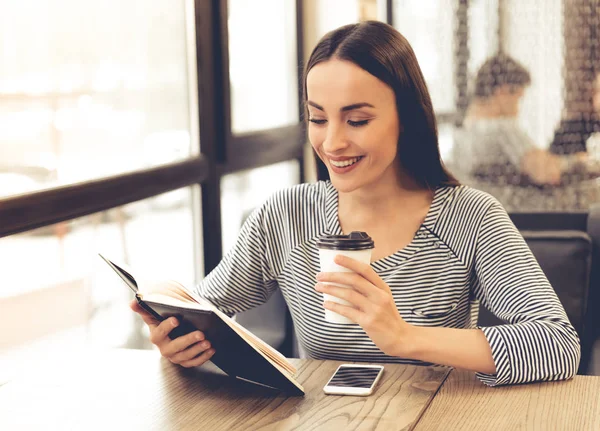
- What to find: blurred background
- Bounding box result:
[1,0,599,362]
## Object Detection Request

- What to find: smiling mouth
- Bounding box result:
[329,156,364,168]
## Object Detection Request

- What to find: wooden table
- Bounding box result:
[413,369,600,430]
[0,349,449,431]
[4,349,600,430]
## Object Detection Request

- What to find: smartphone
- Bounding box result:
[323,364,384,396]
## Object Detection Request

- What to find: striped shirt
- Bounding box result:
[196,180,580,386]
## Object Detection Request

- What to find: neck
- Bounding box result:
[337,169,431,227]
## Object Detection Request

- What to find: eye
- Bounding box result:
[348,119,370,127]
[309,118,327,125]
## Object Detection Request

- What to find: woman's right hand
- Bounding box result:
[130,299,215,367]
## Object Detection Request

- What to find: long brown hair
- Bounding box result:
[304,21,458,189]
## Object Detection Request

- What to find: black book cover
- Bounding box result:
[99,254,304,396]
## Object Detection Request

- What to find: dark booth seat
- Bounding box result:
[477,229,592,374]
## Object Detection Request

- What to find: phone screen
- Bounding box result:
[328,366,382,388]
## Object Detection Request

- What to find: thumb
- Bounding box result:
[130,299,161,329]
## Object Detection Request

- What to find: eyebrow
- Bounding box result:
[306,101,375,112]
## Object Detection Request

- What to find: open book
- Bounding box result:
[99,254,304,396]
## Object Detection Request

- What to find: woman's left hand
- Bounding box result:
[315,254,413,357]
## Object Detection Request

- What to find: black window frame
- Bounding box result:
[202,0,306,272]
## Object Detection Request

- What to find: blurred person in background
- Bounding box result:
[452,54,586,186]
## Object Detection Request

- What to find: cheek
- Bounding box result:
[369,123,399,158]
[308,126,325,149]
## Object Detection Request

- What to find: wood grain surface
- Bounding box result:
[413,368,600,430]
[0,349,449,431]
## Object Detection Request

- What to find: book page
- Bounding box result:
[211,307,297,376]
[141,280,214,309]
[141,293,212,312]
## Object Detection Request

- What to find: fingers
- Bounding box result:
[149,317,180,346]
[316,273,374,298]
[169,338,212,364]
[316,272,373,296]
[178,347,216,368]
[160,330,206,358]
[315,282,368,309]
[334,255,386,289]
[323,300,360,324]
[129,299,214,368]
[317,259,387,292]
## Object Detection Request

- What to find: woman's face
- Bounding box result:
[306,59,401,193]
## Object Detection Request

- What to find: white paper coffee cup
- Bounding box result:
[316,232,375,324]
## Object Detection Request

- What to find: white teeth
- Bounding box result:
[330,157,362,168]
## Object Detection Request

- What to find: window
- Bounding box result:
[228,0,299,134]
[0,0,204,358]
[0,0,195,198]
[0,0,307,359]
[221,161,300,253]
[393,0,455,114]
[0,187,198,353]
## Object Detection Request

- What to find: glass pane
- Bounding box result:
[220,160,300,253]
[358,0,379,21]
[393,0,455,113]
[468,0,499,80]
[0,0,196,199]
[447,0,600,212]
[228,0,299,134]
[309,0,359,46]
[0,186,200,361]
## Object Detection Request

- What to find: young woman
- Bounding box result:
[132,21,580,386]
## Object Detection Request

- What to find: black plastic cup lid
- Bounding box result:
[316,231,374,251]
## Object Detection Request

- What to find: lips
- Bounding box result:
[329,156,364,168]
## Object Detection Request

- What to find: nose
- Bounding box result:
[322,122,349,154]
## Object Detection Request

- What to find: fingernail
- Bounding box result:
[208,349,215,355]
[195,333,203,341]
[171,318,178,327]
[201,341,210,349]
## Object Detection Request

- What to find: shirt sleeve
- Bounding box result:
[193,203,278,316]
[499,122,537,168]
[472,202,581,386]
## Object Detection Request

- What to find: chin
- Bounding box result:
[328,174,368,194]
